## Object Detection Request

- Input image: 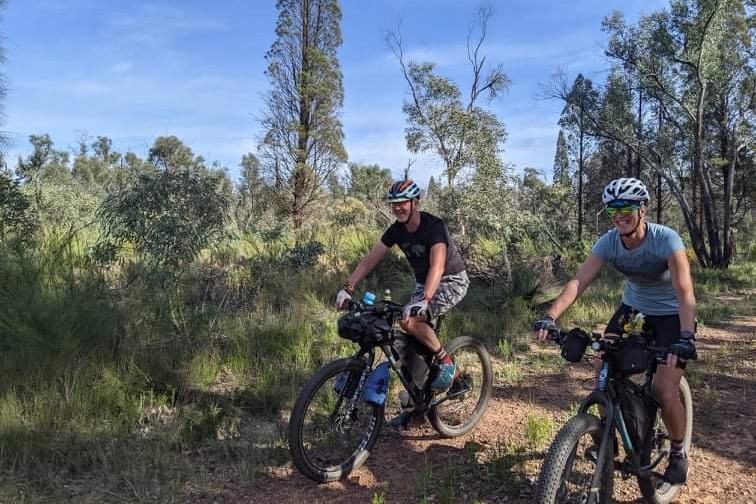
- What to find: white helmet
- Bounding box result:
[602,177,650,204]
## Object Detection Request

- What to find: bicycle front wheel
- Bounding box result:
[428,336,493,437]
[288,358,384,483]
[535,413,614,504]
[638,375,693,503]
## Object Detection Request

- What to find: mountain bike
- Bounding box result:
[535,322,693,504]
[288,292,493,483]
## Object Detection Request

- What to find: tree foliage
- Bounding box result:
[98,138,230,273]
[552,129,570,186]
[234,153,271,234]
[599,0,755,267]
[0,173,37,243]
[387,5,510,189]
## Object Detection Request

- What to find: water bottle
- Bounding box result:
[362,291,376,307]
[364,362,390,406]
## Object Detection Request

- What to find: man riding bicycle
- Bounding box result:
[335,179,469,393]
[533,177,697,485]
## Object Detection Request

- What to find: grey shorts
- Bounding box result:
[411,271,469,320]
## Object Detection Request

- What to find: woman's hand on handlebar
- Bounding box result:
[533,314,557,341]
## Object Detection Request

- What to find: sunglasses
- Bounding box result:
[605,204,641,218]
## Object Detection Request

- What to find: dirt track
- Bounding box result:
[185,315,756,504]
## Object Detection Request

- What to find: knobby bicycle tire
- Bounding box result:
[288,358,384,483]
[536,413,614,504]
[428,336,493,437]
[637,376,693,503]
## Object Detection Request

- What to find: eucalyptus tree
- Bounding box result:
[72,135,122,192]
[601,0,754,267]
[235,153,270,234]
[386,5,510,234]
[98,137,230,274]
[0,173,37,244]
[386,5,509,189]
[15,134,74,219]
[16,134,71,184]
[703,0,755,264]
[552,73,599,241]
[148,135,201,172]
[553,129,570,186]
[345,163,390,202]
[258,0,346,232]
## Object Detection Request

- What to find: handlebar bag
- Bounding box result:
[338,310,392,344]
[617,335,650,375]
[561,329,590,363]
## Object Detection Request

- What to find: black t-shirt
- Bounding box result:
[380,211,465,284]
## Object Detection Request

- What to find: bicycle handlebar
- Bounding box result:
[545,326,670,355]
[343,297,404,315]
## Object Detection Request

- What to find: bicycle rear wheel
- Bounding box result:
[428,336,493,437]
[288,358,384,483]
[638,375,693,503]
[535,413,614,504]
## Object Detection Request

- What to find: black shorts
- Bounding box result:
[605,303,686,369]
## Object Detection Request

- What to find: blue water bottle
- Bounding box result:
[365,361,390,406]
[362,291,376,307]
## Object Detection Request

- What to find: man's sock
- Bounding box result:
[434,348,453,365]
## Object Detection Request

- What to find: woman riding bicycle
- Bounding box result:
[335,179,469,393]
[533,177,697,485]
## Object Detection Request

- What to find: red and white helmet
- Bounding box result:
[387,179,422,202]
[602,177,650,205]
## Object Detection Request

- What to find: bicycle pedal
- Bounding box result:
[388,410,414,429]
[448,374,471,395]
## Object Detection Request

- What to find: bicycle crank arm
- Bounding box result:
[429,388,467,407]
[638,448,669,477]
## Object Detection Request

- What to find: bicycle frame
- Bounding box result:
[345,300,456,416]
[574,340,665,503]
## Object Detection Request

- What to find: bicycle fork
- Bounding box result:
[334,364,372,429]
[579,362,616,504]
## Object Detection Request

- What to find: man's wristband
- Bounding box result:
[343,280,355,295]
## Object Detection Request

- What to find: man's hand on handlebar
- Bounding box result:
[402,298,428,322]
[335,288,352,310]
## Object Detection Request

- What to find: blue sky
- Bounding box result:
[2,0,669,185]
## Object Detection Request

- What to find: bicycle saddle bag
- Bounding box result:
[338,310,392,344]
